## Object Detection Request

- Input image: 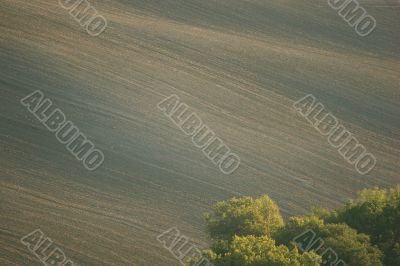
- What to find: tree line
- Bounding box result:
[189,186,400,266]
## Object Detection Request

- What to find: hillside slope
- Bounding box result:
[0,0,399,265]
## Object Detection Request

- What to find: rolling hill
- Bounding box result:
[0,0,399,265]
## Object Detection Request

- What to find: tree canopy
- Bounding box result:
[320,186,400,266]
[190,186,400,266]
[205,195,284,241]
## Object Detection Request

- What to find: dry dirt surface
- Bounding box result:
[0,0,399,265]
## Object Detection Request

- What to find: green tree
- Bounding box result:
[204,235,321,266]
[276,215,383,266]
[191,188,400,266]
[205,195,284,242]
[324,186,400,266]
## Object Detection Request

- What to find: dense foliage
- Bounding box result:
[190,186,400,266]
[205,196,284,241]
[321,186,400,266]
[204,235,321,266]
